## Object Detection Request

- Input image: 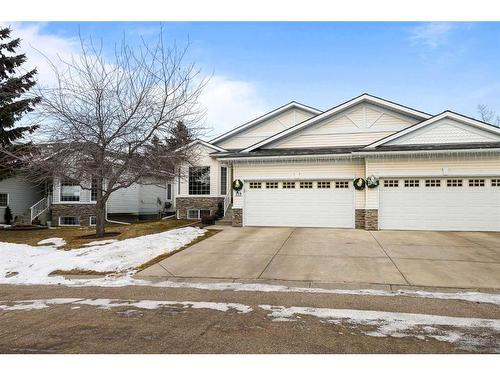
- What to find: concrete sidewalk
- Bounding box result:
[136,226,500,290]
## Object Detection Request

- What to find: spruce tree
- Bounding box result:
[166,121,192,149]
[0,26,40,147]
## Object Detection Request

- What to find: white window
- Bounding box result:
[189,166,210,195]
[468,179,485,187]
[492,179,500,187]
[425,179,441,187]
[404,179,420,187]
[335,181,349,189]
[0,193,8,207]
[282,181,296,189]
[447,179,463,187]
[220,166,227,195]
[187,209,211,220]
[266,182,279,189]
[299,181,313,189]
[317,181,331,189]
[90,178,98,202]
[59,216,80,226]
[249,182,262,189]
[167,183,172,200]
[60,179,80,202]
[89,216,96,226]
[384,180,398,188]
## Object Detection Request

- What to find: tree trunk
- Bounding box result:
[95,178,106,238]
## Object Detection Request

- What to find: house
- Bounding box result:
[180,93,500,231]
[2,93,499,231]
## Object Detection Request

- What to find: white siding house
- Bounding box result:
[0,175,44,224]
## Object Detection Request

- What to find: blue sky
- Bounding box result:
[6,21,500,136]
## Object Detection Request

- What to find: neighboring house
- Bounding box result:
[184,94,500,231]
[0,175,44,224]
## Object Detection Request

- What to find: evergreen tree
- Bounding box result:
[166,121,192,149]
[0,26,40,147]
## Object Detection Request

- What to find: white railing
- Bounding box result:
[223,193,231,216]
[30,196,50,222]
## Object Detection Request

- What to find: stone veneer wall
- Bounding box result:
[355,209,365,229]
[231,208,243,227]
[364,209,379,230]
[52,204,97,226]
[176,197,224,219]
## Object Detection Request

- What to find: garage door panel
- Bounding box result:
[380,178,500,231]
[244,182,354,228]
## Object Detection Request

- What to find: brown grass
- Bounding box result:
[0,218,195,249]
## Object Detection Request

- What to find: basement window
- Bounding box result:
[468,179,485,187]
[383,180,398,188]
[317,181,331,189]
[266,182,279,189]
[187,209,211,220]
[89,216,96,226]
[249,182,262,189]
[59,216,80,226]
[447,179,463,187]
[335,181,349,189]
[425,179,441,187]
[404,180,420,187]
[282,181,296,189]
[492,179,500,187]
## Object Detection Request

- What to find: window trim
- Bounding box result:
[266,181,279,189]
[187,209,211,220]
[249,182,262,189]
[383,180,399,188]
[317,181,331,189]
[404,179,420,188]
[335,181,349,189]
[60,179,81,202]
[89,216,96,227]
[58,216,80,226]
[299,181,313,189]
[0,193,8,208]
[188,166,211,196]
[468,179,485,187]
[447,179,463,187]
[282,181,296,189]
[425,179,441,187]
[220,166,227,195]
[492,179,500,187]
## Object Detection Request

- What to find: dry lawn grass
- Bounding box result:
[0,219,195,249]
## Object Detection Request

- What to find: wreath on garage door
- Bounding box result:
[366,175,379,189]
[232,179,244,191]
[353,178,366,190]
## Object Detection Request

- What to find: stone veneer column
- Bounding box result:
[364,209,379,231]
[232,208,242,227]
[355,209,366,229]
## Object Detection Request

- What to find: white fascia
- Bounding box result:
[363,111,500,149]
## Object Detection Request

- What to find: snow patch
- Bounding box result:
[259,304,500,352]
[0,227,205,283]
[0,298,253,314]
[37,237,66,248]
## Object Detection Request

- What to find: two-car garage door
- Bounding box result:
[244,180,354,228]
[379,177,500,231]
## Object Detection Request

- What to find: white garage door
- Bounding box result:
[380,177,500,231]
[244,180,354,228]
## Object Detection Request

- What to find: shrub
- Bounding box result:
[201,214,216,225]
[4,206,13,225]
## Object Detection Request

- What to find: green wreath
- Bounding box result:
[232,179,244,191]
[353,178,366,190]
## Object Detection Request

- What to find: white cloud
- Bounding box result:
[410,22,455,48]
[198,75,268,139]
[0,22,80,85]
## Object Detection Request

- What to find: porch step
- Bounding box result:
[216,205,233,225]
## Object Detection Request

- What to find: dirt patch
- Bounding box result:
[49,269,113,276]
[76,232,121,239]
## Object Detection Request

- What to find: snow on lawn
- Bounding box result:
[37,237,66,248]
[0,227,205,284]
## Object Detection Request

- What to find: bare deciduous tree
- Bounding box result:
[477,104,500,126]
[25,33,206,237]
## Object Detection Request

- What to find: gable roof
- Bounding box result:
[210,101,322,145]
[240,93,432,153]
[363,111,500,149]
[179,139,227,153]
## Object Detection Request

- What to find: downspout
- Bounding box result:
[105,200,130,225]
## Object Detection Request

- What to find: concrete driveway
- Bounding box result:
[138,226,500,290]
